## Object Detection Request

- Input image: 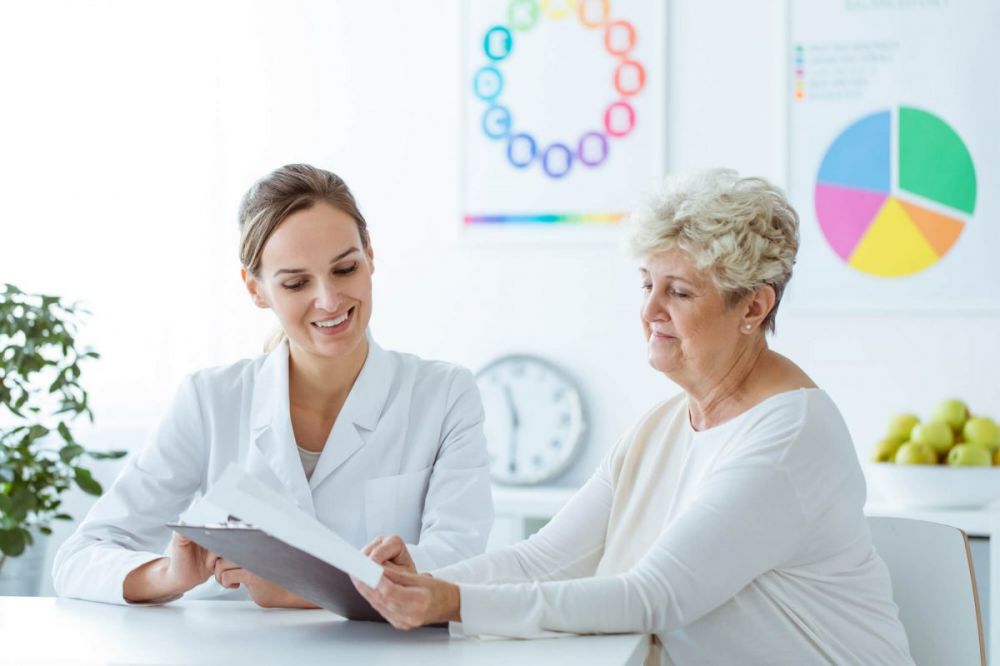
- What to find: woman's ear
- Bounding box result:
[242,268,269,309]
[366,246,375,275]
[742,285,776,331]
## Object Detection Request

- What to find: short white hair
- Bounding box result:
[625,169,799,333]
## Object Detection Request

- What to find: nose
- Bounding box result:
[641,291,665,324]
[314,279,341,313]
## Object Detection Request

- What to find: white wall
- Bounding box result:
[3,0,999,592]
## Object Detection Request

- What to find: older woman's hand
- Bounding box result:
[363,535,417,574]
[352,567,460,630]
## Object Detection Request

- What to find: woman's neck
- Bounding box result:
[684,337,769,431]
[287,337,370,417]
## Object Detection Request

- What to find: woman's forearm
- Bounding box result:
[122,557,183,603]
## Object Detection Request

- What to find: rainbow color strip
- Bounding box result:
[464,213,625,224]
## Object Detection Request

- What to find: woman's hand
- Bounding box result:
[352,567,460,630]
[165,533,221,591]
[214,559,318,609]
[123,533,218,603]
[363,535,417,574]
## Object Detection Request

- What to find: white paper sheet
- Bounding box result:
[181,464,383,588]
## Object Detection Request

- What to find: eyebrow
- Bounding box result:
[272,247,360,278]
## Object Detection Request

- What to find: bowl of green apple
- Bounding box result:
[866,398,1000,509]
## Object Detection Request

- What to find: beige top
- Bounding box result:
[296,446,323,481]
[435,389,914,665]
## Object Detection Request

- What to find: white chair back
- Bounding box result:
[868,516,985,666]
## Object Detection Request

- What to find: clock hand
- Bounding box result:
[503,385,519,472]
[503,385,520,429]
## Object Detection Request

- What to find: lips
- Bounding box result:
[311,306,355,333]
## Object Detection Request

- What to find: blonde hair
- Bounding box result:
[625,169,799,333]
[239,164,370,351]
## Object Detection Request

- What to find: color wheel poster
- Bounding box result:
[462,0,666,237]
[787,0,1000,309]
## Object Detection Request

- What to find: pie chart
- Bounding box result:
[814,107,977,277]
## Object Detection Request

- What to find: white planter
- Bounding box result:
[0,537,48,596]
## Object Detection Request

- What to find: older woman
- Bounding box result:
[352,170,914,665]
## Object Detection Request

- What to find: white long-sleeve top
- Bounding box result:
[434,389,913,665]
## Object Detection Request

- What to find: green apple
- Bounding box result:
[933,398,969,433]
[909,420,954,456]
[886,413,920,444]
[946,443,992,467]
[871,438,902,463]
[894,442,937,465]
[895,442,937,465]
[962,417,1000,452]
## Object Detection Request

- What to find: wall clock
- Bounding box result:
[475,354,587,485]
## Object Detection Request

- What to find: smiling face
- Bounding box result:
[244,201,373,362]
[639,247,750,382]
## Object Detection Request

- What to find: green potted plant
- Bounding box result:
[0,283,125,594]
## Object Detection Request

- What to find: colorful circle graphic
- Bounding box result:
[473,0,646,179]
[814,107,977,277]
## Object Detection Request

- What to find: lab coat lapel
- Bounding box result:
[247,340,317,516]
[308,337,394,491]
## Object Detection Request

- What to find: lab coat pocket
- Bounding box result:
[364,465,433,543]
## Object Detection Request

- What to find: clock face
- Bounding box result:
[475,354,586,485]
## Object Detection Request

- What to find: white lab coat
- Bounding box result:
[52,337,494,605]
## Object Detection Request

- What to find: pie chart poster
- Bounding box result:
[787,0,1000,310]
[462,0,667,232]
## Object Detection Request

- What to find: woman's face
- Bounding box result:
[246,201,373,361]
[639,247,746,379]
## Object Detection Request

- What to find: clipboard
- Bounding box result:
[167,521,383,622]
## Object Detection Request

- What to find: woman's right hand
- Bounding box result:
[123,532,219,603]
[363,535,417,574]
[162,532,219,592]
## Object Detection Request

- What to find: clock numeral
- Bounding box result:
[552,388,565,402]
[551,438,562,449]
[532,455,544,468]
[558,412,571,426]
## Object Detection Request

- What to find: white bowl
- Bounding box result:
[866,463,1000,509]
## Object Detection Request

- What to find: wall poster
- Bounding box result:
[786,0,999,310]
[461,0,667,240]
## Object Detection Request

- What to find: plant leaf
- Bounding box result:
[0,528,26,557]
[73,467,102,496]
[60,444,85,463]
[86,450,127,460]
[9,488,37,520]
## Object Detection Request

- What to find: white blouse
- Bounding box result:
[433,389,913,665]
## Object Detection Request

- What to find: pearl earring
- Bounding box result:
[744,324,752,332]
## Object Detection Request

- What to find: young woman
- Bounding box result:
[53,164,493,607]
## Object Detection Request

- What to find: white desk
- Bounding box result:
[0,597,648,665]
